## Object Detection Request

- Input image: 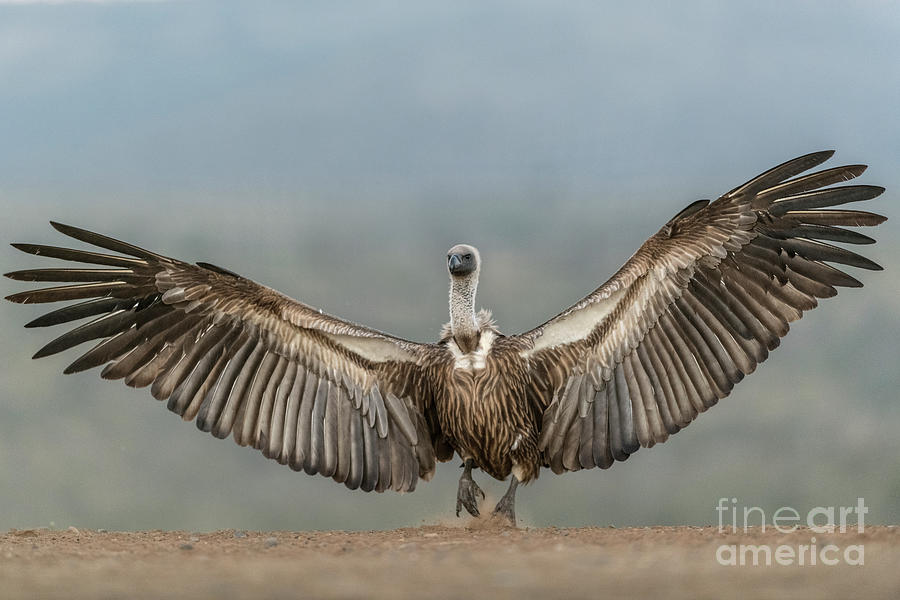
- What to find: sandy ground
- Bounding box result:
[1,523,898,599]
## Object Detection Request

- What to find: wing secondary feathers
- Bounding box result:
[521,151,886,474]
[5,223,440,492]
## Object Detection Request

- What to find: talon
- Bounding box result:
[455,459,483,518]
[491,475,519,525]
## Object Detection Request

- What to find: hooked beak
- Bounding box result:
[448,254,463,273]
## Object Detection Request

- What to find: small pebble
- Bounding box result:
[189,536,199,543]
[179,543,193,551]
[264,537,278,548]
[97,529,108,534]
[234,531,247,539]
[68,526,80,535]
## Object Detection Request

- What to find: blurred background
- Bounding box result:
[1,1,898,532]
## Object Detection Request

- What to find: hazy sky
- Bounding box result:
[1,2,898,531]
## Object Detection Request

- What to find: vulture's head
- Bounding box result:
[447,244,480,278]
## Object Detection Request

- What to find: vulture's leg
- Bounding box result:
[455,458,485,517]
[492,475,519,524]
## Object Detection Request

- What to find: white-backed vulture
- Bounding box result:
[5,150,887,524]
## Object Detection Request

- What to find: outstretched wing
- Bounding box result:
[518,151,886,474]
[6,222,440,493]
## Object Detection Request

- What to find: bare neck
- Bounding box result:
[449,273,479,353]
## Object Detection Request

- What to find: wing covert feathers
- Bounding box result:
[6,223,439,493]
[529,151,886,474]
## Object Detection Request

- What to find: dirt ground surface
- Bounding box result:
[2,523,897,599]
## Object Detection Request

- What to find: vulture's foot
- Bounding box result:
[456,459,484,517]
[491,475,519,525]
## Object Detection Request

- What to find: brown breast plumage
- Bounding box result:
[430,331,542,482]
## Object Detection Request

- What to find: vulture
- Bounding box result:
[5,150,887,525]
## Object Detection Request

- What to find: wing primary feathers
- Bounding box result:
[6,281,131,304]
[9,242,148,267]
[778,238,882,270]
[786,209,886,227]
[49,222,167,261]
[765,224,876,245]
[769,185,885,216]
[754,164,868,202]
[24,297,136,329]
[726,150,835,197]
[33,305,166,359]
[5,268,140,282]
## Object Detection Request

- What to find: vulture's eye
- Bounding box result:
[465,254,472,260]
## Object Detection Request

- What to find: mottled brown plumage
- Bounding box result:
[5,150,887,524]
